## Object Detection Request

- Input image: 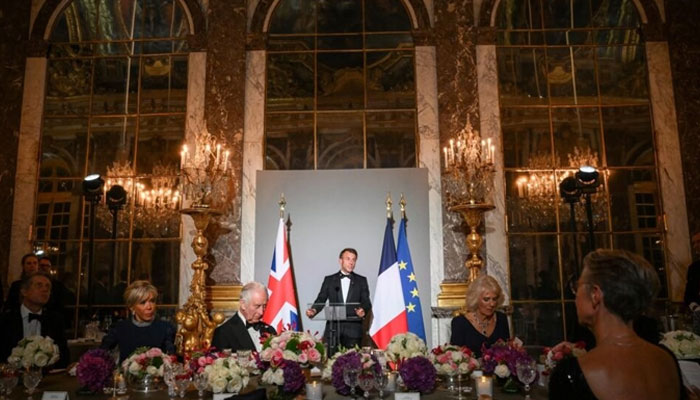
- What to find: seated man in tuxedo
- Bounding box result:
[306,248,372,355]
[0,271,70,368]
[212,282,276,352]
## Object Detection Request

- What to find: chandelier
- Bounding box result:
[442,117,495,205]
[509,146,606,229]
[97,161,181,237]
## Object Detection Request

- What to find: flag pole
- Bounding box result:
[400,193,406,220]
[279,193,286,218]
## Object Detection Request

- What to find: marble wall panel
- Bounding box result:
[434,0,481,282]
[666,0,700,239]
[0,2,32,282]
[204,0,248,284]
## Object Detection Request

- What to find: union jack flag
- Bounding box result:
[262,218,300,332]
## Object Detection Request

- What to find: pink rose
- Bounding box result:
[145,348,163,358]
[298,353,309,364]
[307,348,321,363]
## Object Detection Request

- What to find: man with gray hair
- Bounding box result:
[212,281,276,352]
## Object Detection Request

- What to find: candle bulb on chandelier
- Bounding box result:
[215,143,221,167]
[223,150,230,172]
[443,147,449,168]
[490,144,495,164]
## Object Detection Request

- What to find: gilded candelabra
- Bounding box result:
[175,129,230,355]
[443,117,495,283]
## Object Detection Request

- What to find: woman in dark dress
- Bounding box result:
[450,274,510,357]
[101,280,175,362]
[549,250,683,400]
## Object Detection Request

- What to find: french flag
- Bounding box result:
[369,217,408,349]
[262,218,300,332]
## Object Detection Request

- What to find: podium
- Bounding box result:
[309,302,361,355]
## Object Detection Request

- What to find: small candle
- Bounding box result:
[476,376,493,397]
[443,147,448,167]
[305,381,323,400]
[386,372,397,391]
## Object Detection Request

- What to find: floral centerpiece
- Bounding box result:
[480,338,533,392]
[7,335,60,369]
[203,355,251,394]
[542,341,587,374]
[259,330,325,368]
[429,344,479,376]
[76,349,116,393]
[399,356,437,393]
[386,332,428,369]
[328,350,382,396]
[258,330,324,400]
[122,347,172,391]
[661,330,700,359]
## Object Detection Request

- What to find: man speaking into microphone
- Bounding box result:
[306,248,371,354]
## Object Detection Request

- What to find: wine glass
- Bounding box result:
[23,369,42,396]
[343,367,360,398]
[175,375,191,398]
[193,372,208,398]
[516,360,537,399]
[163,363,177,398]
[374,370,388,399]
[358,372,375,399]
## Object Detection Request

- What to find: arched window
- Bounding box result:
[36,0,190,334]
[497,0,664,344]
[264,0,417,169]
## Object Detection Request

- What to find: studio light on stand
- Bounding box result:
[83,174,104,317]
[574,166,601,253]
[106,184,127,295]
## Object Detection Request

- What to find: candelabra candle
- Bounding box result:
[442,118,496,205]
[180,129,233,208]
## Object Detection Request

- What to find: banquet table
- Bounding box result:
[7,373,548,400]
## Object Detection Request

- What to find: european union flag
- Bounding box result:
[397,217,426,342]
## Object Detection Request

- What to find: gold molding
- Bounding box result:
[206,284,242,311]
[437,282,469,308]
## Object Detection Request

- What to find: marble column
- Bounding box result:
[415,45,444,347]
[179,51,207,305]
[476,44,509,303]
[646,41,691,301]
[9,57,47,282]
[240,50,266,285]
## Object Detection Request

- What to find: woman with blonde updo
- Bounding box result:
[100,280,175,362]
[450,274,510,357]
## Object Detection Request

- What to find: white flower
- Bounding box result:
[128,362,142,374]
[146,365,158,376]
[39,339,54,354]
[34,352,49,367]
[25,341,39,354]
[211,377,228,393]
[495,364,510,378]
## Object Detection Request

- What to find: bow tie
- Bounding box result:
[246,322,263,331]
[28,313,42,322]
[340,274,351,280]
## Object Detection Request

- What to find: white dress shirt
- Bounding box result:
[340,272,351,303]
[238,312,262,352]
[20,304,42,338]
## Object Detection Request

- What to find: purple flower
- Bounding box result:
[480,340,534,381]
[331,352,382,396]
[77,349,116,392]
[399,356,436,393]
[281,360,305,394]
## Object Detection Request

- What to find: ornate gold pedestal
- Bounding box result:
[176,207,226,355]
[449,202,495,283]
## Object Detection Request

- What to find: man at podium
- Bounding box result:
[306,248,372,354]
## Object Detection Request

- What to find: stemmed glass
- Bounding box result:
[23,369,42,396]
[516,360,537,399]
[374,370,389,399]
[163,363,177,398]
[343,367,360,398]
[358,372,375,399]
[193,372,208,398]
[175,374,191,398]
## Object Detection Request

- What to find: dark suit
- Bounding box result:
[685,260,700,307]
[0,308,70,368]
[311,271,372,353]
[211,313,276,352]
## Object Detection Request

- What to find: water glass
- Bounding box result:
[193,372,208,398]
[358,373,375,399]
[374,370,388,398]
[175,374,191,398]
[23,369,42,395]
[343,367,360,398]
[516,360,537,399]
